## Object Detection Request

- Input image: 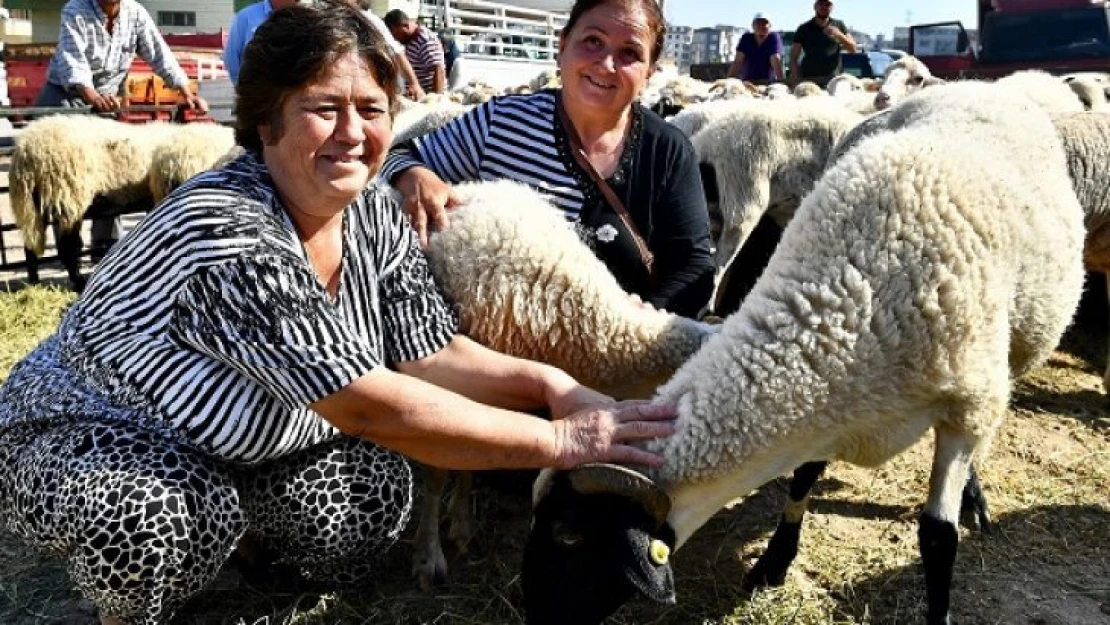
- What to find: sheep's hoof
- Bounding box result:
[960,468,993,534]
[740,557,789,593]
[413,548,449,592]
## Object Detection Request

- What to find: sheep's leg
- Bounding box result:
[412,466,450,591]
[919,427,979,625]
[23,247,40,284]
[742,461,827,592]
[959,465,991,533]
[54,223,86,292]
[446,470,474,554]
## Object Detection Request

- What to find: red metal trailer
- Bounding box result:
[909,0,1110,79]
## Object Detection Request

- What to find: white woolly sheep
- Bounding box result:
[10,116,230,288]
[1049,111,1110,392]
[527,69,561,92]
[825,73,864,97]
[792,81,826,98]
[408,179,718,590]
[995,69,1085,113]
[1063,73,1110,111]
[148,123,237,202]
[873,54,935,110]
[665,98,763,139]
[522,80,1085,625]
[390,101,471,147]
[691,100,864,306]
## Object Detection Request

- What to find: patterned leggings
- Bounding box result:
[0,420,413,625]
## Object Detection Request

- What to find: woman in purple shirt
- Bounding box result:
[728,12,785,82]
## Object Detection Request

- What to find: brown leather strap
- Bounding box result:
[555,95,655,281]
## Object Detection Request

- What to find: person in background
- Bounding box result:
[789,0,857,88]
[223,0,298,85]
[356,1,427,100]
[727,11,784,83]
[382,0,715,319]
[37,0,207,254]
[383,8,447,94]
[0,3,674,623]
[439,29,461,88]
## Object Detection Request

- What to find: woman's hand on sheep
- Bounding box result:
[543,371,615,420]
[396,166,462,247]
[552,401,677,468]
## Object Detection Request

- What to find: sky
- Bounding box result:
[664,0,978,39]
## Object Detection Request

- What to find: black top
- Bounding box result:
[382,89,715,318]
[794,17,850,79]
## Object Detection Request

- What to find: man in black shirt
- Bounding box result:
[789,0,857,88]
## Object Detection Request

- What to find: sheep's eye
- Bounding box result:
[911,75,925,85]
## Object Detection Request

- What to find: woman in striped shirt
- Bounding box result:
[0,4,674,624]
[383,0,715,319]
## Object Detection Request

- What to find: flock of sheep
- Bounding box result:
[6,56,1110,624]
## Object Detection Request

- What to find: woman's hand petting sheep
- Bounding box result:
[552,401,677,469]
[543,371,615,420]
[396,166,462,246]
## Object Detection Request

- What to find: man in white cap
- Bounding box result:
[728,11,785,83]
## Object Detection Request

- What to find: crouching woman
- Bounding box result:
[0,2,674,624]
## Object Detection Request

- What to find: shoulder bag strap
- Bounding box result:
[554,95,655,280]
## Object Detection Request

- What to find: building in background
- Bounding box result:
[663,24,692,71]
[690,24,744,65]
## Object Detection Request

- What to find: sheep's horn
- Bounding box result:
[567,463,672,526]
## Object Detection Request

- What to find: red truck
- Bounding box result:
[909,0,1110,79]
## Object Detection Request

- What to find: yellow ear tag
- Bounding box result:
[649,539,670,566]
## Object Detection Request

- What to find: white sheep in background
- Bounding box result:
[826,73,865,96]
[792,81,826,98]
[1063,73,1110,111]
[528,69,561,92]
[10,116,233,288]
[1050,111,1110,392]
[390,101,471,147]
[522,79,1086,625]
[691,100,864,299]
[873,54,935,110]
[762,82,794,100]
[707,78,755,101]
[995,69,1085,113]
[409,179,718,590]
[148,123,237,202]
[665,98,763,139]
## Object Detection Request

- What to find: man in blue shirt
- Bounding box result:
[223,0,297,85]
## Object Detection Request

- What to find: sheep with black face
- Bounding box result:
[522,80,1086,625]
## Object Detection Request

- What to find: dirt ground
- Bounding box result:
[0,286,1107,625]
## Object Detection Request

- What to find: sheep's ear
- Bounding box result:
[620,525,677,605]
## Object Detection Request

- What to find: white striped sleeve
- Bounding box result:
[169,256,381,408]
[381,99,493,184]
[375,209,459,362]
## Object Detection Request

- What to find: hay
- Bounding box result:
[0,286,1106,624]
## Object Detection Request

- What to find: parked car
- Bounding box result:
[839,49,904,78]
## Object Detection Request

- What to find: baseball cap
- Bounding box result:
[752,12,771,23]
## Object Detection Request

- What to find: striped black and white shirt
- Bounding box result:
[405,25,444,92]
[47,0,190,95]
[381,89,716,318]
[0,152,458,464]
